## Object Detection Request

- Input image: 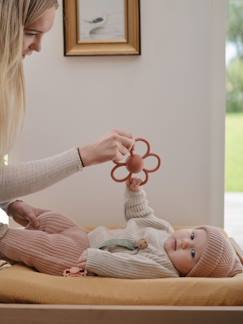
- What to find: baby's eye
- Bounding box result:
[191,249,196,258]
[190,232,195,240]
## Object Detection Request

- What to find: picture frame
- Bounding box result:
[63,0,141,56]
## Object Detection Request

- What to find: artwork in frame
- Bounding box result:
[63,0,141,56]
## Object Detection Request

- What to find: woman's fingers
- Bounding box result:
[112,144,130,162]
[111,133,134,162]
[78,130,134,166]
[118,142,130,156]
[26,215,39,228]
[113,153,125,163]
[112,129,133,139]
[13,215,28,227]
[115,134,134,150]
[21,208,39,228]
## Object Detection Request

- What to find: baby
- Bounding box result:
[0,178,242,278]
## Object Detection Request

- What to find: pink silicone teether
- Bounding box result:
[111,138,161,185]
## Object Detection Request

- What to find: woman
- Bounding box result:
[0,0,133,225]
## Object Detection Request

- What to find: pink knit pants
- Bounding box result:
[0,211,89,276]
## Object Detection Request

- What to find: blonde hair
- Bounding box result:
[0,0,58,157]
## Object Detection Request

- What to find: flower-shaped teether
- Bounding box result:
[111,138,161,185]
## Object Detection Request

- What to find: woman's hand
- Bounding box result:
[78,129,134,167]
[7,201,46,228]
[126,177,143,192]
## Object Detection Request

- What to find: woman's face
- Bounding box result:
[23,7,56,58]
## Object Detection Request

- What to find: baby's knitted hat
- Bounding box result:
[187,225,243,278]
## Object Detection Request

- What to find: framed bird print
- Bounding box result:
[63,0,141,56]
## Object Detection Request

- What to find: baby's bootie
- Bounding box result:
[0,223,8,239]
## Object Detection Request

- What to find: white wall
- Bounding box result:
[10,0,227,227]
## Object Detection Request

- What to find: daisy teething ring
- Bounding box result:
[111,138,161,186]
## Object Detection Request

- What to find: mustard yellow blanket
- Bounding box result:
[0,264,243,305]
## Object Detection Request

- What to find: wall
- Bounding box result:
[10,0,227,227]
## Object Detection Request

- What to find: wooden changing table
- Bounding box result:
[1,304,243,324]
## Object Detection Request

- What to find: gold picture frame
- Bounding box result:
[63,0,141,56]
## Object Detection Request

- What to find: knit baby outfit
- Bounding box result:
[86,189,179,279]
[0,189,179,278]
[0,212,89,276]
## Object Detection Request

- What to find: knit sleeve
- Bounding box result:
[124,188,174,233]
[86,248,178,279]
[0,147,83,202]
[124,188,153,220]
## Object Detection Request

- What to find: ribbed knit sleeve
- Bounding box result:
[125,189,153,220]
[86,248,179,279]
[0,147,83,203]
[124,188,174,233]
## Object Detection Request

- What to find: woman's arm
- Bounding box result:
[0,130,134,203]
[0,147,82,203]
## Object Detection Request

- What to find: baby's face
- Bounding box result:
[164,228,207,276]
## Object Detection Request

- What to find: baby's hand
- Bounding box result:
[126,177,143,192]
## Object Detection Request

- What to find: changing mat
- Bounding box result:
[0,264,243,305]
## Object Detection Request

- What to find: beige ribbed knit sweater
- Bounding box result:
[0,147,83,212]
[87,189,179,279]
